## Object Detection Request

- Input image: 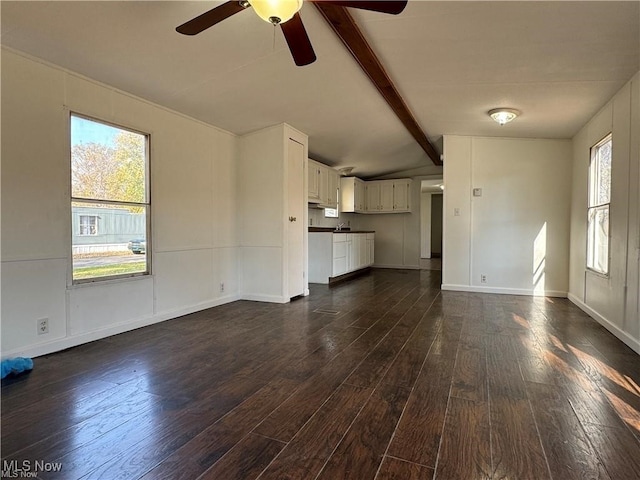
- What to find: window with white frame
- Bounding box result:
[78,215,98,235]
[324,207,338,218]
[587,134,612,275]
[71,113,150,282]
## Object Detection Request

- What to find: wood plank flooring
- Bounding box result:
[2,269,640,479]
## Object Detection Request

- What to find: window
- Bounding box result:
[587,134,612,275]
[324,207,338,218]
[78,215,98,235]
[71,114,150,282]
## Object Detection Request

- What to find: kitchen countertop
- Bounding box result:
[309,227,375,233]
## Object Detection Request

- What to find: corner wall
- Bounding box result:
[442,136,573,297]
[569,72,640,354]
[1,49,240,358]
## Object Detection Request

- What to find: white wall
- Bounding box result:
[1,49,240,358]
[442,136,573,296]
[569,72,640,354]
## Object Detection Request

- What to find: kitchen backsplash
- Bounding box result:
[308,207,357,228]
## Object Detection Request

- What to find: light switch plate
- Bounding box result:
[473,188,482,197]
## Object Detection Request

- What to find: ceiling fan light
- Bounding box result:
[488,108,521,125]
[249,0,303,25]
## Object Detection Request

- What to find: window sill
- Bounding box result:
[586,268,609,280]
[69,272,151,289]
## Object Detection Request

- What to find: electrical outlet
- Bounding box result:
[220,282,225,293]
[37,318,49,335]
[480,274,487,284]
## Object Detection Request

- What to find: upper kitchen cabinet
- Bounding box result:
[239,123,308,302]
[340,176,366,213]
[308,159,321,203]
[391,179,412,212]
[365,179,412,213]
[308,159,339,209]
[342,177,412,213]
[324,167,339,209]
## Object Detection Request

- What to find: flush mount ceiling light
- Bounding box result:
[488,108,521,125]
[338,166,354,176]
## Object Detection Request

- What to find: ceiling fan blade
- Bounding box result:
[281,13,317,67]
[311,1,407,15]
[176,1,248,35]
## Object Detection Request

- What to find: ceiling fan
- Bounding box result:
[176,0,408,66]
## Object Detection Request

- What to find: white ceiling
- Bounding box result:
[2,1,638,178]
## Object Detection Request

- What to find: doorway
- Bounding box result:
[420,180,443,270]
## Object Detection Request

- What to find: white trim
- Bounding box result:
[568,293,640,355]
[241,294,290,304]
[1,294,241,360]
[372,265,421,270]
[441,283,567,298]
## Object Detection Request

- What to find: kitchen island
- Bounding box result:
[308,228,374,284]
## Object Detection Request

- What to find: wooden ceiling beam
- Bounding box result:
[314,3,441,166]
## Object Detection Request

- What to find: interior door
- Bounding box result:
[287,138,305,298]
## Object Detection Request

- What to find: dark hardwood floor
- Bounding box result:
[2,269,640,479]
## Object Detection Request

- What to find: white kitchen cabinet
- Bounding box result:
[365,178,412,213]
[332,233,348,276]
[340,176,366,213]
[392,179,411,212]
[308,159,321,203]
[366,180,393,212]
[326,168,339,209]
[365,182,381,212]
[309,231,375,284]
[366,233,375,265]
[319,165,339,209]
[352,233,367,269]
[318,164,328,205]
[310,160,339,208]
[380,182,395,211]
[347,234,355,271]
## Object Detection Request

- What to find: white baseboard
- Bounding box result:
[373,265,421,270]
[441,284,567,298]
[568,293,640,355]
[241,293,290,304]
[2,293,242,360]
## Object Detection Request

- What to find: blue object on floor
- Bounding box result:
[1,357,34,379]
